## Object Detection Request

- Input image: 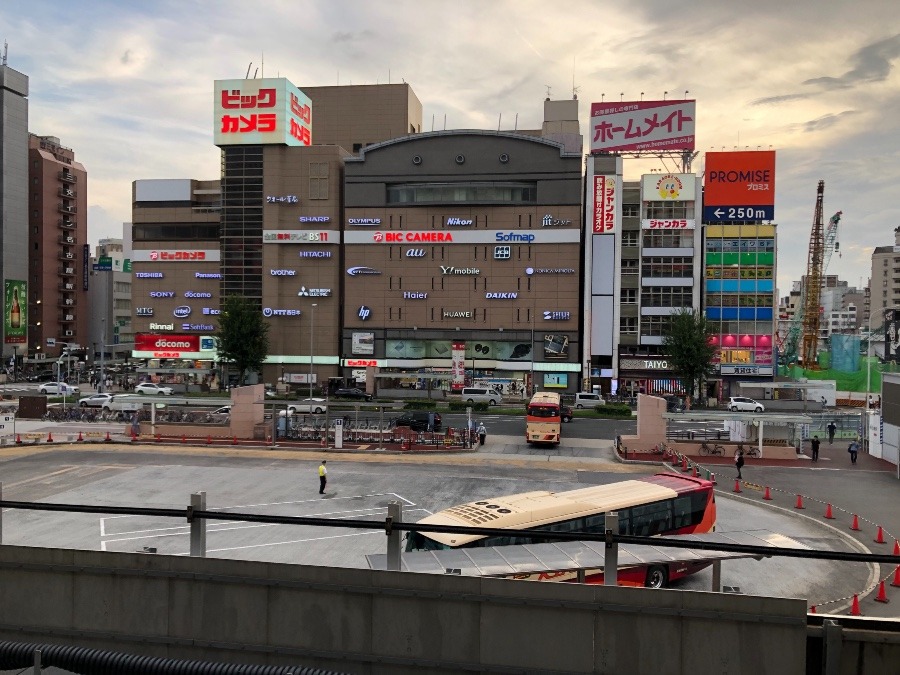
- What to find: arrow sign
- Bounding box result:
[703,205,774,223]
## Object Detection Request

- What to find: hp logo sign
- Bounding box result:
[406,249,427,258]
[358,305,371,321]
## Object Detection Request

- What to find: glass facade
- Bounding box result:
[221,146,264,301]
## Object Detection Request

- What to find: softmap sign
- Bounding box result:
[703,150,776,222]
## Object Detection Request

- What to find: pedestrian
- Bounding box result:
[477,421,487,446]
[810,435,820,462]
[848,439,859,465]
[734,447,745,480]
[318,460,327,494]
[827,421,836,444]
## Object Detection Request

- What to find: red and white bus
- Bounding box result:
[405,473,717,587]
[525,391,561,445]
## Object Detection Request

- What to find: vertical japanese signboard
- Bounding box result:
[214,78,312,147]
[4,280,26,344]
[593,176,617,233]
[590,100,695,154]
[451,341,466,391]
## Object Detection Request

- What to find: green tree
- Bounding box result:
[662,309,717,406]
[214,296,270,386]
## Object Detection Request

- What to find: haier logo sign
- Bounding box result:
[136,307,154,317]
[543,311,571,320]
[173,306,192,318]
[403,292,428,299]
[347,266,381,276]
[358,306,372,321]
[446,217,473,226]
[406,249,427,258]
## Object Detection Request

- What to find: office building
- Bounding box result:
[869,227,900,328]
[88,238,133,362]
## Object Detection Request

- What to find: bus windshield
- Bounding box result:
[527,405,559,418]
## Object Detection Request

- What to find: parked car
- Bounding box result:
[26,371,55,382]
[561,405,573,423]
[333,387,373,401]
[574,392,604,409]
[78,393,115,408]
[393,411,442,432]
[728,396,765,413]
[39,382,79,396]
[460,387,501,406]
[288,398,328,414]
[135,383,174,396]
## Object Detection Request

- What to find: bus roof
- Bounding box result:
[415,474,711,547]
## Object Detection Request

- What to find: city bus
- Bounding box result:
[405,473,716,586]
[525,391,561,445]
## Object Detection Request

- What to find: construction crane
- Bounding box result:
[800,181,827,367]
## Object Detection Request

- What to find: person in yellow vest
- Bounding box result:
[318,460,327,495]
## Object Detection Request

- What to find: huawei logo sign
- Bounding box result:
[373,232,384,242]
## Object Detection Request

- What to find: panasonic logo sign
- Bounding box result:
[440,266,480,275]
[485,292,518,299]
[195,273,222,279]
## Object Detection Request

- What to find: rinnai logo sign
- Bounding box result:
[214,78,312,147]
[149,323,173,330]
[135,334,200,352]
[590,99,696,153]
[262,230,336,243]
[641,219,696,230]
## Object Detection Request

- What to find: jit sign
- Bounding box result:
[214,78,312,147]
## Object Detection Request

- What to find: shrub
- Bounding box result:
[594,403,632,418]
[449,400,489,412]
[403,400,438,410]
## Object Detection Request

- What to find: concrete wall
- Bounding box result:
[0,544,807,674]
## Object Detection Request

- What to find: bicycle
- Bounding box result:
[739,442,760,458]
[699,440,726,456]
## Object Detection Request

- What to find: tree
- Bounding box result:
[662,309,718,406]
[214,296,270,386]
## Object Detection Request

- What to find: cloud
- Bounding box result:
[803,33,900,89]
[799,110,860,132]
[750,93,816,106]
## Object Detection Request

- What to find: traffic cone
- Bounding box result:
[232,436,238,445]
[709,472,716,484]
[206,435,212,445]
[15,434,21,444]
[681,456,688,471]
[46,432,53,443]
[104,431,111,442]
[795,494,805,509]
[156,434,161,442]
[77,431,83,442]
[851,514,861,531]
[809,605,816,614]
[693,465,700,478]
[891,566,900,588]
[181,434,186,444]
[733,479,742,493]
[763,486,772,500]
[850,594,861,616]
[893,540,900,556]
[875,526,887,544]
[825,503,835,519]
[875,580,890,603]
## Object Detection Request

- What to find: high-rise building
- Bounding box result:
[27,134,88,360]
[87,238,133,362]
[0,62,29,359]
[869,227,900,329]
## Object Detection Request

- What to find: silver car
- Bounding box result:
[728,396,764,413]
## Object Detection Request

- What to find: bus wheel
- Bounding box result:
[645,566,668,589]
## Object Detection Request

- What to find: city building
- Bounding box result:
[87,237,133,362]
[27,134,89,363]
[0,61,29,363]
[869,227,900,329]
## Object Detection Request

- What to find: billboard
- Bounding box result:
[352,332,375,355]
[590,100,695,153]
[640,173,696,201]
[4,280,26,345]
[451,341,466,391]
[703,150,776,222]
[886,309,900,362]
[592,175,617,233]
[214,78,312,147]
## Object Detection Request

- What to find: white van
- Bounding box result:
[574,392,604,408]
[461,387,501,406]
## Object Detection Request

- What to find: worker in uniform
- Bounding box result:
[318,460,327,495]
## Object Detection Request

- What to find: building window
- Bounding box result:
[622,204,640,218]
[642,315,674,336]
[642,257,693,278]
[622,231,639,247]
[621,259,639,275]
[494,246,511,260]
[386,182,537,205]
[620,317,638,334]
[642,232,693,248]
[641,288,693,308]
[309,162,329,200]
[644,201,694,219]
[621,289,637,304]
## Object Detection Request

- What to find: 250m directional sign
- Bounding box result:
[703,205,774,222]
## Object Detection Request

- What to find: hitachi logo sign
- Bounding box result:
[440,266,480,275]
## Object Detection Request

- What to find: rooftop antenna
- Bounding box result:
[261,51,264,78]
[253,67,259,79]
[443,114,446,131]
[245,62,252,79]
[545,85,552,100]
[431,114,435,132]
[514,113,518,130]
[2,42,7,67]
[497,113,502,131]
[572,56,577,99]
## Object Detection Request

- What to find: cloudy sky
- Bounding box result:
[4,0,899,294]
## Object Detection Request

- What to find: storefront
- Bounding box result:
[615,355,687,399]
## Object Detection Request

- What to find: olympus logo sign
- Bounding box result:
[440,266,480,275]
[406,249,427,258]
[348,218,382,225]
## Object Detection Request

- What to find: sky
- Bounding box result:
[3,0,900,296]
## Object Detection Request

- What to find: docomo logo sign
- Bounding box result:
[270,269,297,276]
[135,334,200,352]
[641,219,695,230]
[185,291,212,298]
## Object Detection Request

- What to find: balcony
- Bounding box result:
[59,314,75,323]
[58,203,77,214]
[58,187,76,199]
[59,171,77,183]
[58,267,75,277]
[58,282,75,292]
[58,218,76,229]
[58,250,75,262]
[57,235,76,246]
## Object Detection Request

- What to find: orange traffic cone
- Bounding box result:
[207,435,212,445]
[15,434,21,444]
[875,526,886,544]
[809,605,816,614]
[46,432,53,443]
[851,514,861,531]
[875,580,890,603]
[763,486,772,500]
[104,431,111,442]
[681,456,688,471]
[77,431,83,442]
[232,436,238,445]
[891,566,900,588]
[850,594,861,616]
[825,503,835,519]
[795,494,805,509]
[733,479,742,493]
[693,465,700,478]
[893,540,900,556]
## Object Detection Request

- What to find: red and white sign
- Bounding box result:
[590,100,695,153]
[593,176,617,233]
[704,151,776,206]
[262,230,339,243]
[641,219,696,230]
[344,358,380,367]
[640,173,696,201]
[135,334,200,353]
[451,341,466,391]
[131,249,221,262]
[214,78,312,147]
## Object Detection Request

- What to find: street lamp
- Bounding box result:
[309,303,317,399]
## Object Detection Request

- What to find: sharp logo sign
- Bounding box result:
[347,266,381,276]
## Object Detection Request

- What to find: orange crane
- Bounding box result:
[800,180,826,367]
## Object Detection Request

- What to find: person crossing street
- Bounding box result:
[318,460,327,494]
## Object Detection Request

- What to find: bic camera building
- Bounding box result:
[131,79,586,395]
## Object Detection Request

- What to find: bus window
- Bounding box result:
[673,496,692,529]
[527,406,559,418]
[405,531,450,552]
[631,501,673,536]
